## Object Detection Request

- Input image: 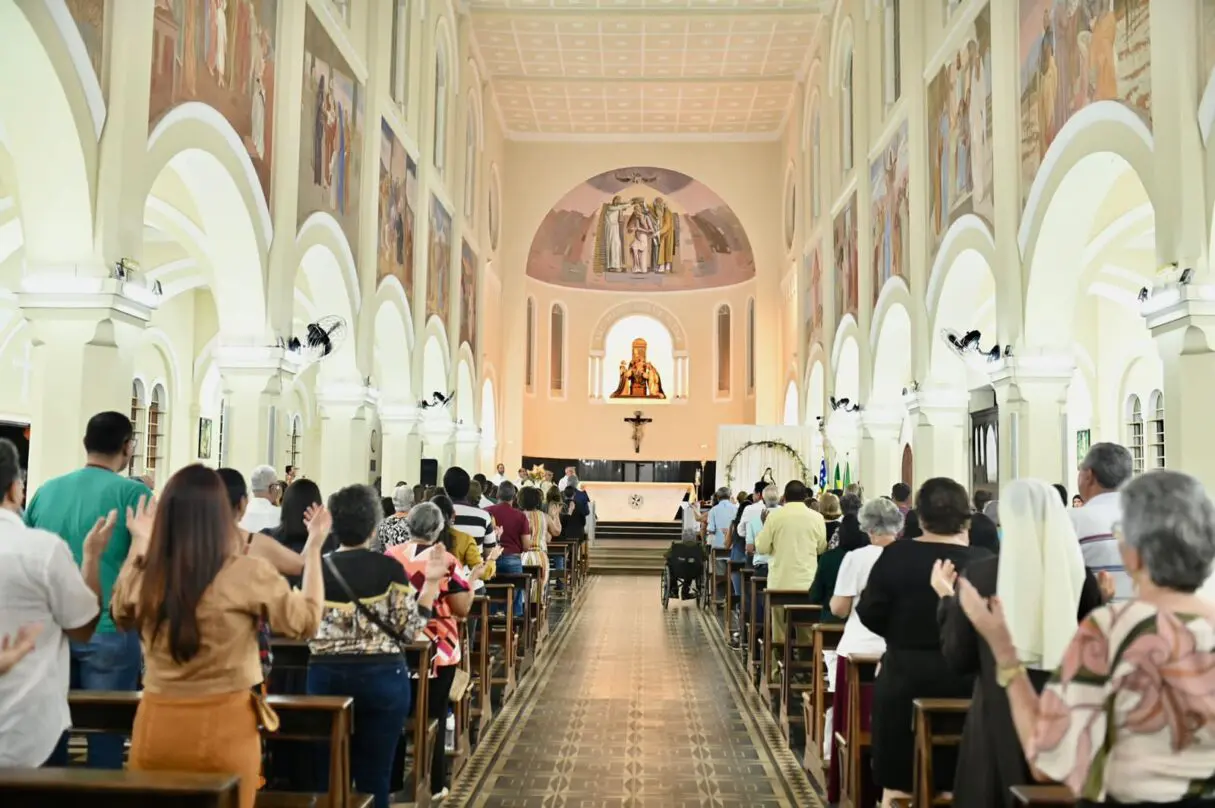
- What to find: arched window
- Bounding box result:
[464,105,478,222]
[841,45,854,171]
[433,39,449,173]
[746,297,756,394]
[1125,395,1144,474]
[1148,389,1165,469]
[550,303,565,395]
[390,1,410,106]
[129,380,146,474]
[147,384,167,480]
[289,414,303,471]
[882,0,901,108]
[716,304,731,396]
[525,297,535,392]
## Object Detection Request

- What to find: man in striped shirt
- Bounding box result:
[1071,442,1133,601]
[443,466,496,548]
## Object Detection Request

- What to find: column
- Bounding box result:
[214,346,288,477]
[380,406,423,490]
[1148,293,1215,486]
[588,352,603,399]
[859,410,905,497]
[674,351,689,400]
[315,382,376,496]
[420,414,456,472]
[453,424,482,473]
[21,291,151,487]
[906,388,969,487]
[990,355,1073,488]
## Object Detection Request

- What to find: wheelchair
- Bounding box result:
[661,542,706,610]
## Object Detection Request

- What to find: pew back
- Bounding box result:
[0,769,241,808]
[912,697,970,807]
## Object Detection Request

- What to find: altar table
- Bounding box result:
[580,481,695,523]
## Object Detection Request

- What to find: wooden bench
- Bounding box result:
[762,590,814,708]
[1009,785,1076,806]
[803,622,844,780]
[746,575,769,689]
[707,547,729,609]
[738,567,755,644]
[724,558,747,640]
[0,769,242,808]
[483,582,518,702]
[468,594,495,743]
[912,697,970,807]
[546,541,573,598]
[778,604,823,744]
[835,654,881,808]
[493,571,538,676]
[523,562,549,646]
[449,621,474,780]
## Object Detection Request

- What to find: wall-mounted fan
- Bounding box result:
[286,315,348,363]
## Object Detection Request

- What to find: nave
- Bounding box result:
[451,576,816,808]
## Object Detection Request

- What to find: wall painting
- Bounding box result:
[149,0,277,201]
[833,194,859,324]
[460,240,478,351]
[803,244,823,344]
[1019,0,1151,205]
[66,0,104,83]
[428,195,452,326]
[927,5,993,253]
[377,118,416,300]
[526,167,756,292]
[299,7,363,259]
[870,120,910,305]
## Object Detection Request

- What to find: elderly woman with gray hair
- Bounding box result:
[958,470,1215,806]
[372,485,415,552]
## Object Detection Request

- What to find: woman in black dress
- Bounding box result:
[933,479,1107,808]
[855,477,988,806]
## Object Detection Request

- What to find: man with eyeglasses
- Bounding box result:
[24,412,151,769]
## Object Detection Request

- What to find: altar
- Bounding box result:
[580,481,694,523]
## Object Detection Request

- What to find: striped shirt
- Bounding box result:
[1070,492,1130,601]
[454,502,494,545]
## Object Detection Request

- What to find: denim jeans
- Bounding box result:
[729,543,748,597]
[496,553,526,617]
[70,630,142,769]
[307,659,412,808]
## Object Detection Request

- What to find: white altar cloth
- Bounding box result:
[580,482,694,522]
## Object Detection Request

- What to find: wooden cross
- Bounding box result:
[624,410,652,454]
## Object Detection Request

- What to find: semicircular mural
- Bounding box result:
[526,167,756,292]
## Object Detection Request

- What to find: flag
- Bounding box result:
[833,463,842,490]
[818,457,828,490]
[844,462,852,488]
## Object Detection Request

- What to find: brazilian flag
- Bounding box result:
[844,463,853,488]
[832,463,842,490]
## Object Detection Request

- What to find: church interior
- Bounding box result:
[5,0,1215,806]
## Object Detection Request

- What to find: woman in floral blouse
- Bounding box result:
[958,469,1215,806]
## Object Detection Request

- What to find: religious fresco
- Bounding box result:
[833,194,859,323]
[526,167,756,292]
[65,0,104,83]
[1019,0,1151,204]
[460,239,478,351]
[377,118,416,299]
[870,121,910,305]
[149,0,277,201]
[428,195,452,325]
[927,6,993,251]
[299,7,363,258]
[803,244,823,343]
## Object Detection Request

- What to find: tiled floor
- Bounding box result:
[450,577,819,808]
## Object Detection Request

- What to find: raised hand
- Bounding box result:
[303,504,332,552]
[82,510,118,560]
[930,558,958,598]
[486,545,504,562]
[423,544,451,583]
[126,496,157,556]
[0,624,43,675]
[1096,570,1116,603]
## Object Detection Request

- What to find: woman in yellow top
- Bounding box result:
[431,493,498,580]
[111,465,326,808]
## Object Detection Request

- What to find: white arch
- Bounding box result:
[927,246,998,388]
[783,380,800,426]
[372,281,415,402]
[871,302,912,406]
[833,333,860,402]
[589,298,688,353]
[925,214,998,326]
[830,314,863,377]
[480,375,497,447]
[456,354,476,425]
[422,317,452,398]
[804,349,826,426]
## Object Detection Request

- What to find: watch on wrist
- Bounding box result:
[996,662,1025,688]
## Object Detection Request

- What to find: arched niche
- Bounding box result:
[599,314,676,402]
[871,301,912,408]
[456,356,475,425]
[590,299,687,352]
[783,380,800,426]
[373,279,415,404]
[422,326,450,400]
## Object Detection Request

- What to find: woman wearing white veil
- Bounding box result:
[930,478,1107,808]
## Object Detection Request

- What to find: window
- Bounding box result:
[129,380,146,475]
[841,46,854,171]
[525,298,535,391]
[464,108,477,222]
[1125,395,1144,474]
[433,43,449,173]
[883,0,901,108]
[746,298,756,394]
[716,305,731,395]
[1148,390,1165,469]
[147,385,166,479]
[390,1,410,106]
[289,414,303,471]
[550,304,565,394]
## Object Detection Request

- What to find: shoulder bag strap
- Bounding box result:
[322,554,420,651]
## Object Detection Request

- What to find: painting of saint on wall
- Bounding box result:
[377,118,415,298]
[871,121,910,304]
[299,8,363,259]
[66,0,104,83]
[428,195,452,325]
[526,167,756,292]
[803,245,823,342]
[833,195,859,323]
[1019,0,1151,204]
[149,0,277,201]
[460,240,478,351]
[927,6,993,251]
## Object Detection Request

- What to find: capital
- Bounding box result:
[317,380,379,419]
[454,424,482,446]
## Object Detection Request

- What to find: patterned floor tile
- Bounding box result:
[448,577,820,807]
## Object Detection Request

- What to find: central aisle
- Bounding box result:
[449,577,819,807]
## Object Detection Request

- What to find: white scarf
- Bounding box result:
[995,479,1087,671]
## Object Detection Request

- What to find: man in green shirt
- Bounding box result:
[25,411,150,769]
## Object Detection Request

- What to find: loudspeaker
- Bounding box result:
[420,458,439,487]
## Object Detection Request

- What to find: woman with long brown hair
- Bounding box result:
[111,465,325,808]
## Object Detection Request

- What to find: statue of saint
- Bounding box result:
[609,338,666,399]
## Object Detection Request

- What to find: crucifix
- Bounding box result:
[623,410,652,454]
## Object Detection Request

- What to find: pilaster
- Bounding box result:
[990,354,1074,489]
[453,423,482,473]
[419,412,456,471]
[859,409,904,497]
[905,386,968,487]
[214,346,292,476]
[380,404,424,489]
[316,381,378,495]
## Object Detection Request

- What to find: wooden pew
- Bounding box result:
[493,571,537,676]
[483,582,518,702]
[724,558,747,641]
[523,562,549,646]
[746,575,769,689]
[0,769,241,808]
[803,623,844,779]
[912,697,970,807]
[835,654,881,808]
[707,547,729,609]
[468,594,495,742]
[762,590,814,708]
[738,567,755,646]
[778,604,823,744]
[546,542,574,601]
[1009,785,1076,806]
[449,622,473,780]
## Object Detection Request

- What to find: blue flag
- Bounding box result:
[818,457,828,490]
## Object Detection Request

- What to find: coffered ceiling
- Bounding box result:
[467,0,826,139]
